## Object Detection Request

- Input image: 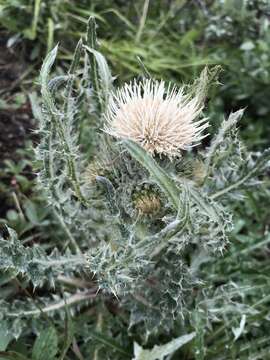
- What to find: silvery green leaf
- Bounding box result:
[84,44,113,103]
[133,332,195,360]
[232,314,246,341]
[40,45,58,113]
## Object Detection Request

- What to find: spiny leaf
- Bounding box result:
[84,44,113,106]
[204,109,244,180]
[210,147,270,200]
[190,65,222,105]
[85,16,113,112]
[133,332,196,360]
[40,45,58,113]
[0,226,84,287]
[96,176,119,216]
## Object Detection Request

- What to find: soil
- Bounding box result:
[0,32,35,162]
[0,31,35,216]
[0,105,34,164]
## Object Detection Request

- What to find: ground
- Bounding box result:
[0,31,34,216]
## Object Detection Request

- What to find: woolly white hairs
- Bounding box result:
[104,79,209,157]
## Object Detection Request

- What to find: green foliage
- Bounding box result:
[133,332,195,360]
[14,17,269,356]
[32,327,58,360]
[2,0,270,132]
[1,2,270,360]
[0,226,84,287]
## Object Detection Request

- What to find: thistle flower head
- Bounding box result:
[104,79,209,157]
[84,160,105,184]
[133,190,161,215]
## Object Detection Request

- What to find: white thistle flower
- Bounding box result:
[104,79,209,157]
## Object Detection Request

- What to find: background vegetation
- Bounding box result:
[0,0,269,359]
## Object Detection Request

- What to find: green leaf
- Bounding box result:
[32,327,58,360]
[89,331,131,357]
[64,39,83,111]
[232,314,246,341]
[190,66,222,105]
[85,16,113,112]
[84,44,113,106]
[123,140,180,209]
[204,109,244,181]
[210,147,270,200]
[96,176,119,216]
[133,332,196,360]
[59,311,74,360]
[240,41,255,51]
[40,45,58,113]
[0,226,84,287]
[0,328,12,352]
[23,0,41,40]
[24,201,39,225]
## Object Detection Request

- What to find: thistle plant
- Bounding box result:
[1,17,270,358]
